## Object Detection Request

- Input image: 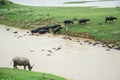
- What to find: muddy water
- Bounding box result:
[9,0,120,8]
[0,25,120,80]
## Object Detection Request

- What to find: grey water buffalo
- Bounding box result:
[79,19,90,24]
[64,20,74,25]
[105,16,117,23]
[12,57,34,70]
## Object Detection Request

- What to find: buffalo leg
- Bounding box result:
[13,64,17,69]
[24,66,26,70]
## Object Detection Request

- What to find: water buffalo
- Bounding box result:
[64,20,74,25]
[39,29,49,34]
[38,26,50,30]
[31,26,50,34]
[12,57,34,71]
[105,16,117,23]
[50,24,61,30]
[53,26,62,34]
[31,29,39,33]
[79,19,90,24]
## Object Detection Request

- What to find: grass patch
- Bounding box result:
[0,0,120,46]
[0,68,66,80]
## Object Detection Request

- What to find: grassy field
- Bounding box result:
[0,68,66,80]
[0,0,120,46]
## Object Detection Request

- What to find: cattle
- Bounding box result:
[39,29,49,34]
[12,57,34,71]
[105,16,117,23]
[64,20,74,25]
[79,19,90,24]
[31,29,39,33]
[50,24,61,30]
[53,26,62,34]
[38,26,50,30]
[31,26,50,34]
[49,24,62,34]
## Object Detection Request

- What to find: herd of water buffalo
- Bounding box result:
[31,16,117,34]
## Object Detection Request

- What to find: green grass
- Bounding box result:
[0,68,66,80]
[0,0,120,46]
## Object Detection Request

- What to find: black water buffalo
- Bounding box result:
[31,29,39,33]
[31,26,50,34]
[50,24,61,30]
[39,29,49,34]
[79,19,90,24]
[64,20,74,25]
[38,26,50,30]
[105,16,117,23]
[53,26,62,34]
[12,57,34,71]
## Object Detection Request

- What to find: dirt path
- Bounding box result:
[0,25,120,80]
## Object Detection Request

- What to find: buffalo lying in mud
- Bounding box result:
[53,26,62,34]
[50,24,61,30]
[105,16,117,23]
[50,24,62,34]
[64,20,74,25]
[12,57,34,71]
[31,26,50,34]
[31,24,63,34]
[79,19,90,24]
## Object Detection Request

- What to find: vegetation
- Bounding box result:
[0,0,120,46]
[0,68,66,80]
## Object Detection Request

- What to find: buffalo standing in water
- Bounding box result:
[105,16,117,23]
[64,20,74,25]
[12,57,34,70]
[79,19,90,24]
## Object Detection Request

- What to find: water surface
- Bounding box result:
[9,0,120,7]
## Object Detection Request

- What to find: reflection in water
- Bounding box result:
[0,25,120,80]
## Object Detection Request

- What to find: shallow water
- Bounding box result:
[9,0,120,7]
[0,25,120,80]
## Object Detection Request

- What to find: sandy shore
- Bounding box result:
[0,25,120,80]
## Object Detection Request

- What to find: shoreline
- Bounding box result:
[1,24,120,49]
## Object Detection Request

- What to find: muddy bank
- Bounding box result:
[65,32,120,49]
[0,25,120,80]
